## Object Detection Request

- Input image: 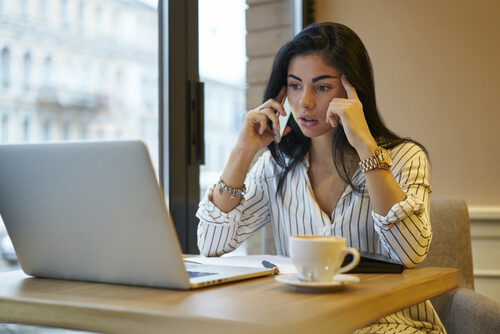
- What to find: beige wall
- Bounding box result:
[315,0,500,206]
[246,0,295,110]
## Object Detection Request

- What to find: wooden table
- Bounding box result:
[0,267,457,334]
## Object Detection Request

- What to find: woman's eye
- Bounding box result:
[317,85,330,92]
[288,83,301,90]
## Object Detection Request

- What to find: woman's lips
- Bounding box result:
[298,114,318,128]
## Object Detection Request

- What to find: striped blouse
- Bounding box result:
[196,141,446,334]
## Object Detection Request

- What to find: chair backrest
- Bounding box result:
[424,197,474,290]
[425,197,478,331]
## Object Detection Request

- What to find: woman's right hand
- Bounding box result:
[213,87,288,213]
[235,87,288,153]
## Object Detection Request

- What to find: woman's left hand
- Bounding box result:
[326,75,376,152]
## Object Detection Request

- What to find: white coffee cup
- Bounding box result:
[289,235,360,282]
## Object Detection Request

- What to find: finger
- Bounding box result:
[328,104,346,118]
[326,113,341,128]
[258,117,270,135]
[258,107,280,132]
[256,99,285,118]
[327,116,338,128]
[333,114,341,127]
[341,75,359,101]
[330,100,352,108]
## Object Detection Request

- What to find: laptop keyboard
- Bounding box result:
[188,271,218,278]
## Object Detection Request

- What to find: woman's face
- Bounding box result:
[286,53,347,139]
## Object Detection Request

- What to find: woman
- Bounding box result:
[197,22,443,333]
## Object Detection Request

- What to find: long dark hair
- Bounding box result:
[264,22,427,194]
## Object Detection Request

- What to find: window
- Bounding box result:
[42,118,51,141]
[0,0,8,12]
[62,120,71,140]
[1,47,11,88]
[22,115,31,142]
[81,62,90,95]
[62,58,72,94]
[42,55,53,90]
[114,70,123,107]
[20,0,29,17]
[0,0,306,265]
[61,0,69,28]
[39,0,49,22]
[22,53,32,90]
[4,1,158,147]
[98,63,107,94]
[112,11,121,40]
[1,114,9,142]
[0,0,160,271]
[77,2,85,31]
[95,7,102,34]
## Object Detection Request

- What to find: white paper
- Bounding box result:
[187,254,298,274]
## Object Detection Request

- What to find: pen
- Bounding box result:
[262,260,280,274]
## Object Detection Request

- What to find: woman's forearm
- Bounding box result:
[356,141,406,216]
[211,147,257,213]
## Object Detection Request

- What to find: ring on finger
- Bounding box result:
[258,107,265,114]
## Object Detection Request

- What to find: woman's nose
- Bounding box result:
[299,89,314,109]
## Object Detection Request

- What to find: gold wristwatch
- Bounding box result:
[359,147,392,173]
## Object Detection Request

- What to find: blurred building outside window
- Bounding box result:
[0,0,159,271]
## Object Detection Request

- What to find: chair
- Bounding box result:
[423,197,500,334]
[260,197,500,334]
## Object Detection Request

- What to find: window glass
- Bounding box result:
[0,0,158,272]
[199,0,246,197]
[199,0,247,254]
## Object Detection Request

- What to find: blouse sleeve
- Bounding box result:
[196,154,272,257]
[371,143,433,268]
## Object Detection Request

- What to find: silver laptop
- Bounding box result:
[0,140,275,290]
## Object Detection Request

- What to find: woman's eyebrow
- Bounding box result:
[312,75,338,82]
[287,74,338,82]
[287,74,302,82]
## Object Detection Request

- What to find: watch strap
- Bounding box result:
[359,147,391,173]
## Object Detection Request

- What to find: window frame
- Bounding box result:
[159,0,202,254]
[158,0,311,254]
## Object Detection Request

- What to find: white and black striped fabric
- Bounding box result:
[196,141,445,334]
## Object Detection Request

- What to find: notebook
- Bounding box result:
[343,251,404,274]
[0,140,275,290]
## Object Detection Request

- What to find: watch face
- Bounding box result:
[380,148,392,165]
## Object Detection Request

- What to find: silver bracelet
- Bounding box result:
[218,178,247,199]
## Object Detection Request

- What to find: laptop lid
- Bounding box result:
[0,140,274,290]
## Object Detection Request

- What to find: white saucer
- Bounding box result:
[275,274,360,291]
